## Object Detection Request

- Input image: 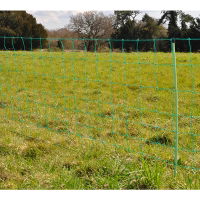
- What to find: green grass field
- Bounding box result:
[0,50,200,189]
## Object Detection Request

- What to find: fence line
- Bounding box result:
[0,36,200,174]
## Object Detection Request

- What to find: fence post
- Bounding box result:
[171,38,179,176]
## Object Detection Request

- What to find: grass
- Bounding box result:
[0,49,200,189]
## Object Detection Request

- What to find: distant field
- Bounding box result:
[0,50,200,189]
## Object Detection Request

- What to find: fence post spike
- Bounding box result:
[172,38,179,176]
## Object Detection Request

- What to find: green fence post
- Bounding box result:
[171,39,179,176]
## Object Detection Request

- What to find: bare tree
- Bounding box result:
[47,28,79,50]
[68,11,114,51]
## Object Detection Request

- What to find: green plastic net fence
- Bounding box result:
[0,36,200,175]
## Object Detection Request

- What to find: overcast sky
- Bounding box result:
[27,10,200,30]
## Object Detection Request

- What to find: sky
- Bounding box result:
[27,11,113,30]
[27,10,200,30]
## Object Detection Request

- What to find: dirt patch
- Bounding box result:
[0,145,11,156]
[146,135,172,146]
[127,85,140,91]
[146,96,160,102]
[0,101,8,109]
[40,120,69,133]
[0,167,9,182]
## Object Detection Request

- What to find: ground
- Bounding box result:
[0,50,200,189]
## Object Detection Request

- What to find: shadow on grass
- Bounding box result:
[146,135,172,146]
